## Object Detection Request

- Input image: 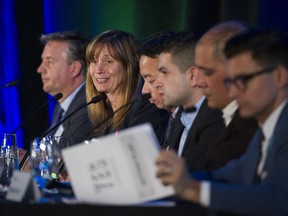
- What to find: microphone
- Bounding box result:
[19,95,104,172]
[85,93,151,137]
[51,93,151,180]
[41,94,104,138]
[0,80,18,88]
[11,93,63,134]
[17,93,63,171]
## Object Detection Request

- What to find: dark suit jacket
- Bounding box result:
[61,84,94,147]
[167,99,225,172]
[209,102,288,216]
[91,77,169,146]
[119,97,170,147]
[205,109,259,171]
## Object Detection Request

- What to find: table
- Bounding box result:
[0,203,207,216]
[0,202,208,216]
[0,177,208,216]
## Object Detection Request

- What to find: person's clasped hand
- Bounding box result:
[155,149,200,202]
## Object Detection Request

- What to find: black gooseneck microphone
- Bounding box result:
[0,80,18,89]
[11,93,63,134]
[19,95,104,171]
[17,93,63,170]
[85,93,152,138]
[51,93,152,180]
[41,94,104,138]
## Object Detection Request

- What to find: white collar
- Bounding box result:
[60,82,85,112]
[261,99,288,141]
[222,100,238,126]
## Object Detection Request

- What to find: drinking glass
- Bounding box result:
[0,133,19,187]
[29,136,67,189]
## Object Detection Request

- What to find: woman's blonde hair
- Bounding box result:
[86,30,140,132]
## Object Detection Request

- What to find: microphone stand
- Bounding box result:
[42,95,103,138]
[11,93,63,134]
[0,80,18,89]
[85,93,152,138]
[19,95,104,172]
[12,93,63,171]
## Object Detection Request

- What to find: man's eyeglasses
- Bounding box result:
[224,66,276,91]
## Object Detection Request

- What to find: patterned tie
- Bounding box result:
[46,103,64,136]
[254,128,265,183]
[164,114,174,143]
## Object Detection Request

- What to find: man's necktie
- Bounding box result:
[46,103,64,136]
[254,128,265,183]
[164,114,174,144]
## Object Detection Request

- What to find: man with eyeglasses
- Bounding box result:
[193,21,259,171]
[155,29,288,215]
[224,66,276,91]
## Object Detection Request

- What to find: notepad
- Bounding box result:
[62,123,174,205]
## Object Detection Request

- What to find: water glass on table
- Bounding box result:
[0,133,19,190]
[29,136,67,189]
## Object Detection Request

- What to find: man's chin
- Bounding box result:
[207,100,218,109]
[43,88,50,94]
[239,109,253,119]
[152,101,164,109]
[156,104,164,109]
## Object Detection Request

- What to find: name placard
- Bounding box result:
[6,170,41,202]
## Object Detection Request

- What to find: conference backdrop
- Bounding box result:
[1,0,288,149]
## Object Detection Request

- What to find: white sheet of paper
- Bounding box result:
[62,123,174,205]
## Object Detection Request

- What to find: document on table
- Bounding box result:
[62,123,175,205]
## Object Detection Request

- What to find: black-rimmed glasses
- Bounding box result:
[224,66,276,91]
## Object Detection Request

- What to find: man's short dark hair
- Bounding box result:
[224,29,288,68]
[40,30,90,76]
[136,31,175,58]
[161,31,199,72]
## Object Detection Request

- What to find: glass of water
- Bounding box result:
[29,136,67,189]
[0,133,19,187]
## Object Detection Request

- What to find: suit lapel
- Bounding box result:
[260,102,288,181]
[181,99,207,154]
[246,102,288,183]
[166,107,184,150]
[168,117,184,150]
[243,129,263,183]
[62,84,86,128]
[214,110,241,144]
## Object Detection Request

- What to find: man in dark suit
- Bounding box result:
[19,31,94,172]
[168,100,224,172]
[60,85,93,146]
[194,21,258,170]
[37,31,94,147]
[155,31,224,171]
[156,29,288,216]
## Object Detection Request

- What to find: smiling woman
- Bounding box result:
[85,29,169,144]
[86,30,140,132]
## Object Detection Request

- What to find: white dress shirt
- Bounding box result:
[222,100,238,127]
[178,96,205,156]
